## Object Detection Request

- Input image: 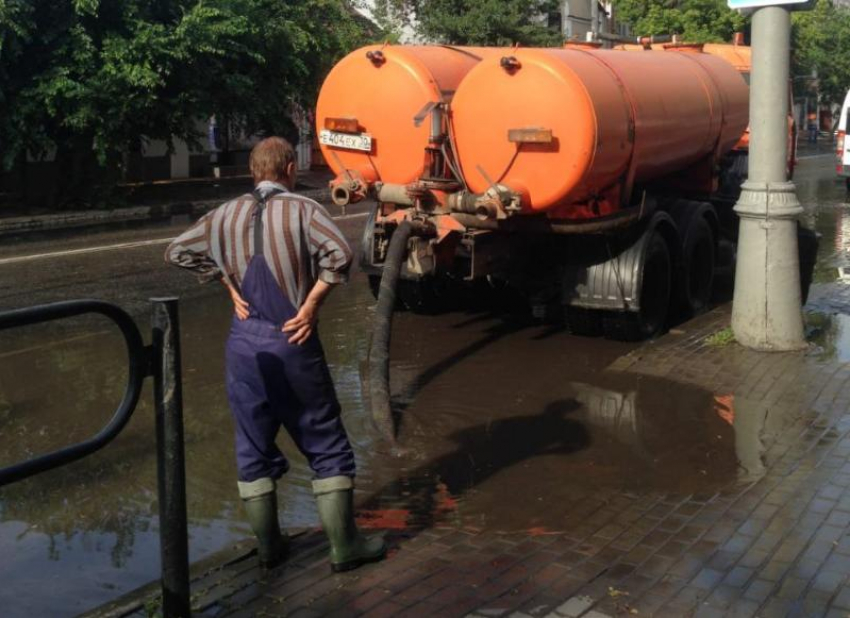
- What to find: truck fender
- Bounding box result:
[563,211,680,313]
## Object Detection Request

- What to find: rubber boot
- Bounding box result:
[313,476,386,573]
[238,478,289,569]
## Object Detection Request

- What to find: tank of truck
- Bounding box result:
[615,42,753,73]
[450,47,749,216]
[315,45,499,189]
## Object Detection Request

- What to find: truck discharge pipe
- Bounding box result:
[368,220,413,443]
[451,210,643,234]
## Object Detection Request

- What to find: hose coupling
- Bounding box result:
[330,172,369,206]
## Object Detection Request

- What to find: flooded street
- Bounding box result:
[0,153,848,617]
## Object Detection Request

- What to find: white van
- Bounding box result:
[836,88,850,188]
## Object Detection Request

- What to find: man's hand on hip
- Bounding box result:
[283,300,318,345]
[223,279,250,320]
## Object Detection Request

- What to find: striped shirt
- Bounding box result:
[165,181,353,308]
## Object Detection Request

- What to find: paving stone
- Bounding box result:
[759,560,792,582]
[743,579,775,603]
[726,598,760,618]
[691,568,724,590]
[831,585,850,610]
[812,569,846,594]
[776,576,808,600]
[803,589,835,616]
[723,566,754,588]
[553,595,594,617]
[693,605,725,618]
[669,585,708,609]
[758,597,795,618]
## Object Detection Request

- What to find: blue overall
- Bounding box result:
[224,189,355,483]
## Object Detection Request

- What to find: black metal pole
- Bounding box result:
[151,298,191,617]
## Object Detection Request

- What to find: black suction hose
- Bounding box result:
[369,220,413,443]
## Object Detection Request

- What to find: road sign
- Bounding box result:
[728,0,814,10]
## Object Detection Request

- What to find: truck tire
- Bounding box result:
[369,276,445,312]
[602,231,672,341]
[566,307,603,336]
[682,216,715,316]
[397,278,450,314]
[368,274,382,300]
[797,225,819,305]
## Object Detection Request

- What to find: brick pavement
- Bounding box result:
[87,290,850,618]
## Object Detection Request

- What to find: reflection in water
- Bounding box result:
[353,374,742,538]
[806,311,850,362]
[714,394,801,482]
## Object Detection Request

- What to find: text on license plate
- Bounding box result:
[319,130,372,152]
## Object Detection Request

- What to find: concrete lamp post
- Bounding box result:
[730,2,812,351]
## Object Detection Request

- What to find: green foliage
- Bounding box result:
[704,327,736,347]
[610,0,747,42]
[368,0,563,46]
[0,0,371,182]
[143,596,162,618]
[792,0,850,106]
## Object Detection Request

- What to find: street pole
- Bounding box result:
[731,6,806,351]
[151,298,191,618]
[562,0,570,41]
[591,0,599,38]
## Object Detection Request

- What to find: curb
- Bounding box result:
[0,188,331,237]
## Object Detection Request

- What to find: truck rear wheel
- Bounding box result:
[397,278,452,314]
[368,274,383,300]
[602,231,672,341]
[682,216,715,316]
[566,307,603,336]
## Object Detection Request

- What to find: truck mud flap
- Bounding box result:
[562,213,678,313]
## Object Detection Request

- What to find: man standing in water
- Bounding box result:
[165,137,386,572]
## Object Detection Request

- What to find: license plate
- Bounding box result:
[319,129,372,152]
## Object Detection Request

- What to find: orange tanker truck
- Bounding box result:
[316,43,818,441]
[317,44,813,340]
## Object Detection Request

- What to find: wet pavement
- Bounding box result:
[3,151,850,617]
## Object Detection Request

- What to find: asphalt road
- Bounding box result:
[0,200,375,317]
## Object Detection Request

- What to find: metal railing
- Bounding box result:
[0,298,191,618]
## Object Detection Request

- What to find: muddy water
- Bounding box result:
[3,158,845,616]
[0,277,751,616]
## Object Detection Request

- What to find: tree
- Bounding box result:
[792,0,850,107]
[0,0,371,205]
[367,0,563,46]
[610,0,747,42]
